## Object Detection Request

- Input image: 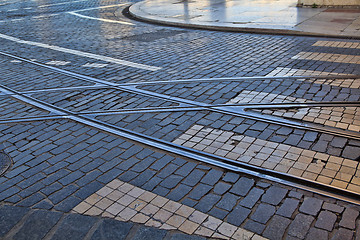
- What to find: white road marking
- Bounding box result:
[0,33,161,71]
[37,0,88,8]
[46,60,70,66]
[82,63,108,68]
[68,12,134,25]
[71,3,128,13]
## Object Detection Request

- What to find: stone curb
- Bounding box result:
[128,3,360,40]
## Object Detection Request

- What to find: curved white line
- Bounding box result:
[68,12,134,25]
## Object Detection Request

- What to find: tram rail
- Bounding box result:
[0,50,360,205]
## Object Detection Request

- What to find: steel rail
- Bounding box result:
[1,50,359,140]
[0,83,360,205]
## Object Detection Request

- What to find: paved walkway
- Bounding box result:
[129,0,360,38]
[1,0,360,239]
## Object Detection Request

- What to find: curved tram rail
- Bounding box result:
[0,50,360,205]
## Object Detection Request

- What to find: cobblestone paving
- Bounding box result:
[174,125,360,192]
[256,107,360,132]
[73,179,264,239]
[0,0,360,239]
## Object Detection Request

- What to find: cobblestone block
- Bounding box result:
[230,177,254,196]
[182,169,205,187]
[208,208,228,220]
[243,220,265,235]
[150,156,173,171]
[339,207,359,229]
[130,169,156,187]
[54,196,82,212]
[200,169,222,186]
[142,176,163,191]
[17,193,45,207]
[59,171,85,186]
[18,182,45,198]
[153,186,170,196]
[49,184,78,205]
[261,186,288,205]
[76,171,102,187]
[288,214,314,239]
[167,184,192,202]
[216,193,238,211]
[34,201,53,210]
[331,228,354,240]
[315,210,337,231]
[222,172,239,183]
[343,146,360,160]
[305,228,328,240]
[239,188,264,209]
[160,175,183,189]
[157,164,179,178]
[13,210,62,240]
[299,197,323,216]
[227,206,251,226]
[0,186,20,201]
[250,203,276,224]
[263,215,291,240]
[118,170,138,182]
[188,184,212,200]
[288,190,303,199]
[213,182,231,195]
[131,157,156,173]
[42,169,70,186]
[75,181,103,199]
[194,194,221,213]
[97,168,123,184]
[276,198,299,218]
[18,172,46,189]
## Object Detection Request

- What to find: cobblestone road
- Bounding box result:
[0,0,360,239]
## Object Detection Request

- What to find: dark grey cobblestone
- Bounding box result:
[230,177,254,196]
[276,198,299,218]
[250,203,276,224]
[315,211,337,231]
[0,9,359,239]
[288,214,314,239]
[299,197,323,216]
[339,207,359,229]
[305,228,329,240]
[331,228,354,240]
[261,185,288,205]
[263,215,291,240]
[1,117,360,239]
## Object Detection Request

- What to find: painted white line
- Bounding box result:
[32,13,60,19]
[68,12,134,25]
[0,33,161,71]
[37,0,88,8]
[71,3,128,12]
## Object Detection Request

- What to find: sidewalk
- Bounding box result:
[129,0,360,38]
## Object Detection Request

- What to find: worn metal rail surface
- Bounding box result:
[1,50,360,205]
